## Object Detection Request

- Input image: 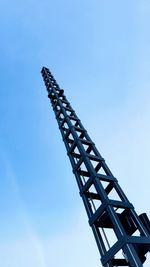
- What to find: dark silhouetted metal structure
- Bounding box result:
[41,67,150,266]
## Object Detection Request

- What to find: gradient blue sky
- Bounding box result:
[0,1,150,266]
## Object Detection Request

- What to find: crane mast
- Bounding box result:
[41,67,150,266]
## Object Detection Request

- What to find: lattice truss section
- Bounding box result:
[41,67,150,267]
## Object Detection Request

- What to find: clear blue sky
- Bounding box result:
[0,1,150,266]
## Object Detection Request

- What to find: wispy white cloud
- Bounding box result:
[0,151,47,267]
[0,206,100,267]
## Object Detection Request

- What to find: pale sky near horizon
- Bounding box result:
[0,1,150,266]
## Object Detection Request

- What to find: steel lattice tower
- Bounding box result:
[41,67,150,266]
